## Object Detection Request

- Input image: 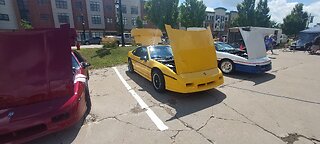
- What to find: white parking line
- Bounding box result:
[112,67,169,131]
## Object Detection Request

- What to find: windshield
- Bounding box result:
[215,42,236,51]
[149,45,173,59]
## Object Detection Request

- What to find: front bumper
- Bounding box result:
[235,63,272,73]
[164,68,224,93]
[0,83,87,144]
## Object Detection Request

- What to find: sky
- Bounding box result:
[179,0,320,27]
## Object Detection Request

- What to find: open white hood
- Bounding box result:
[239,27,267,59]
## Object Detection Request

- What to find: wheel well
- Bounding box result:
[151,67,161,74]
[219,58,233,64]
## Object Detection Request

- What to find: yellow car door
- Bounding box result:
[131,47,151,79]
[131,47,144,74]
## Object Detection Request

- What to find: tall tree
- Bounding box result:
[145,0,179,30]
[234,0,256,26]
[179,0,206,28]
[282,3,308,35]
[255,0,270,27]
[136,16,143,28]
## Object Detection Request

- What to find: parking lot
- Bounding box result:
[31,50,320,144]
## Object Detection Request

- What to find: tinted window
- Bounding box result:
[133,47,147,57]
[73,51,85,63]
[72,55,80,69]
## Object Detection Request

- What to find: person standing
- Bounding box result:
[266,35,275,54]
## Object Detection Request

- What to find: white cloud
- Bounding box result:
[268,0,320,26]
[305,1,320,26]
[268,0,298,23]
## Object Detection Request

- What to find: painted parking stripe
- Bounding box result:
[112,67,169,131]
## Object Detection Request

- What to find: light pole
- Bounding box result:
[80,6,86,43]
[115,0,125,47]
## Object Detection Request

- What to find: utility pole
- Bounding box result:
[80,6,86,43]
[116,0,125,47]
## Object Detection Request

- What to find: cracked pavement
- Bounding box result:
[31,50,320,144]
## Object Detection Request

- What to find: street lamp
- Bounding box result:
[115,0,125,47]
[80,6,86,44]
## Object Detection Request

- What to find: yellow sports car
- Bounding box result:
[128,26,224,93]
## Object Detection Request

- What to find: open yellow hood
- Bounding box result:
[165,25,218,74]
[131,28,163,46]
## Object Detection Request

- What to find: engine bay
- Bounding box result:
[156,58,176,73]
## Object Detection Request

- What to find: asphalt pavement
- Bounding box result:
[31,50,320,144]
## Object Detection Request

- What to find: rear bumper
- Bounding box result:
[0,84,87,144]
[235,63,272,73]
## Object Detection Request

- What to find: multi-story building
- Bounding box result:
[140,0,155,29]
[0,0,20,31]
[205,7,238,37]
[103,0,116,34]
[117,0,141,31]
[1,0,118,40]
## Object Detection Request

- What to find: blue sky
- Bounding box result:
[179,0,320,26]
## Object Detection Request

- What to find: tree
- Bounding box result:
[234,0,256,26]
[179,0,206,28]
[21,19,33,29]
[255,0,270,27]
[270,20,281,28]
[144,0,179,30]
[282,3,308,35]
[136,16,143,28]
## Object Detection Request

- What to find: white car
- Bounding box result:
[215,27,272,74]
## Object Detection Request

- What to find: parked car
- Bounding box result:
[0,27,91,143]
[127,26,224,93]
[290,27,320,50]
[116,33,132,45]
[215,27,272,74]
[280,34,288,43]
[84,37,102,45]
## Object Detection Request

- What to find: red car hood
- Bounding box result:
[0,26,74,109]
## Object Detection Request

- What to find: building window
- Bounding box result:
[75,1,83,10]
[131,17,136,26]
[58,13,69,23]
[216,15,220,21]
[37,0,49,5]
[131,6,138,14]
[40,14,49,21]
[90,1,100,12]
[143,20,147,25]
[92,15,101,24]
[77,15,84,22]
[56,0,67,9]
[106,18,112,23]
[0,13,9,21]
[0,0,5,5]
[123,17,127,25]
[121,5,127,14]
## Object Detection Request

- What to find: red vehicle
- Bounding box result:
[0,26,91,143]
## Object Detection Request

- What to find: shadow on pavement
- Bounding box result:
[225,72,276,86]
[28,95,92,144]
[125,71,226,121]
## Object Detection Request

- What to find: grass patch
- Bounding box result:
[76,46,136,69]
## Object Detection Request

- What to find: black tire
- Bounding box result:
[152,69,165,92]
[219,59,235,74]
[85,41,90,45]
[128,58,134,73]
